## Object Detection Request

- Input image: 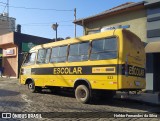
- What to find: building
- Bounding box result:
[145,0,160,92]
[74,2,146,42]
[0,13,15,35]
[74,0,160,92]
[0,14,16,70]
[0,13,53,78]
[0,32,52,78]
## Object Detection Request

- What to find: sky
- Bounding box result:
[0,0,141,39]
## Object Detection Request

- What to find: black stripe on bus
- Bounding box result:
[31,65,117,75]
[28,64,145,78]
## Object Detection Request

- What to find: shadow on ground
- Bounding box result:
[37,89,160,114]
[0,101,25,108]
[0,89,20,97]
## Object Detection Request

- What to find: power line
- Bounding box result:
[0,2,7,5]
[0,1,7,14]
[0,3,73,11]
[9,5,73,11]
[22,24,73,27]
[2,4,7,13]
[21,20,73,25]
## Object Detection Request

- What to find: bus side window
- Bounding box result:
[68,42,89,62]
[79,42,89,61]
[36,49,46,64]
[90,37,117,60]
[50,46,67,63]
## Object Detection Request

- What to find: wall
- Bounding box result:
[14,32,53,77]
[0,32,52,78]
[2,46,18,78]
[0,15,15,36]
[3,54,18,78]
[145,1,160,92]
[85,9,147,42]
[146,4,160,42]
[146,53,153,91]
[0,32,14,45]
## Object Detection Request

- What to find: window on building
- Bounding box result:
[36,49,46,64]
[50,46,67,63]
[90,37,117,60]
[24,52,36,65]
[68,42,89,62]
[147,7,160,15]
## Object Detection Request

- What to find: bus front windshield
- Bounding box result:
[23,52,36,66]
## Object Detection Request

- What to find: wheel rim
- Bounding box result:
[28,83,34,90]
[78,89,86,99]
[75,85,90,103]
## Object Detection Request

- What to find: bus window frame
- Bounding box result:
[36,48,47,64]
[23,52,37,66]
[50,45,68,63]
[68,41,90,62]
[45,48,52,64]
[90,36,118,61]
[36,48,52,65]
[24,36,119,66]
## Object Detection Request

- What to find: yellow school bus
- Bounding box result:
[20,29,146,103]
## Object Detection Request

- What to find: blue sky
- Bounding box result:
[0,0,141,39]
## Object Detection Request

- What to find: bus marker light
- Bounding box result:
[109,82,117,84]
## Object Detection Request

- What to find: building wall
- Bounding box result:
[0,32,52,78]
[0,15,15,35]
[3,48,18,78]
[14,32,53,77]
[0,16,15,64]
[85,9,147,42]
[146,53,153,91]
[1,44,18,78]
[146,5,160,42]
[14,32,53,53]
[0,32,14,45]
[145,1,160,91]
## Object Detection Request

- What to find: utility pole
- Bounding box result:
[74,8,76,38]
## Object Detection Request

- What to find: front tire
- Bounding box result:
[28,81,42,93]
[75,85,90,104]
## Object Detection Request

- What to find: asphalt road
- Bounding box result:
[0,78,159,121]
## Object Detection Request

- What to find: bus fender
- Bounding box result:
[25,78,34,85]
[74,78,92,89]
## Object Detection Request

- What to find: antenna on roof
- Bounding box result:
[7,0,9,19]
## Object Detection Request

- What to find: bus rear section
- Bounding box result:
[117,30,146,91]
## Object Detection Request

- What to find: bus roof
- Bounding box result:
[29,29,137,52]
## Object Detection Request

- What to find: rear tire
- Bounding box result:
[75,85,90,104]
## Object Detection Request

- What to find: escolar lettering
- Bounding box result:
[128,66,145,77]
[53,67,82,75]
